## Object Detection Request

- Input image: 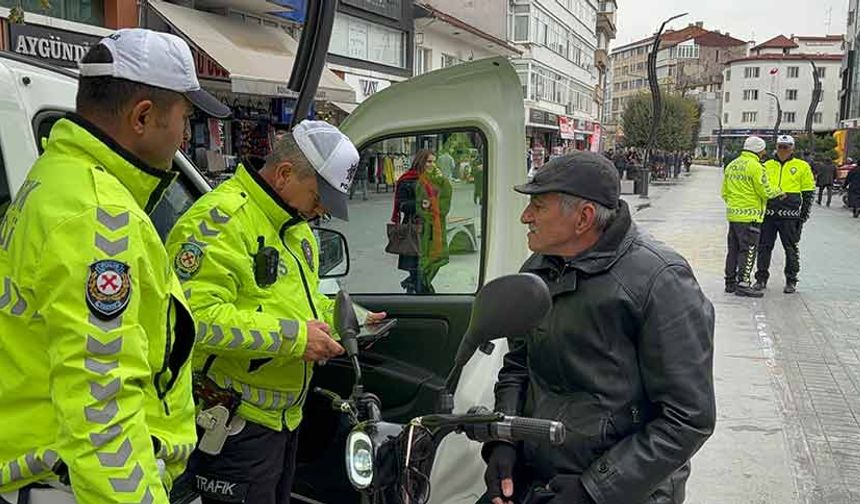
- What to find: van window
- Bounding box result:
[328,128,487,295]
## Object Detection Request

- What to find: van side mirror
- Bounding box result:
[315,227,350,278]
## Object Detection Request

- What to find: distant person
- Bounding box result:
[846,166,860,218]
[721,136,784,297]
[437,151,456,180]
[392,150,452,294]
[815,155,837,207]
[754,135,815,294]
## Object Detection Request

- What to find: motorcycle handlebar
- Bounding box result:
[462,415,566,446]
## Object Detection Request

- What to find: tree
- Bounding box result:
[620,92,701,152]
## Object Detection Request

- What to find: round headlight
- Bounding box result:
[346,430,374,489]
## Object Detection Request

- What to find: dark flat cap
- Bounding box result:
[515,151,620,209]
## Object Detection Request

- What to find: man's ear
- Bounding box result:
[576,203,597,234]
[128,100,155,135]
[274,161,294,190]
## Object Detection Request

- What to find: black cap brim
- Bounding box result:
[185,89,231,119]
[514,182,553,195]
[317,174,349,221]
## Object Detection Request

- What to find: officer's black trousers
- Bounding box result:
[755,217,802,285]
[187,421,299,504]
[725,222,760,287]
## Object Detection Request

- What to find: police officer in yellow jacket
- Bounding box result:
[721,136,784,298]
[0,30,231,503]
[754,135,816,294]
[167,121,382,504]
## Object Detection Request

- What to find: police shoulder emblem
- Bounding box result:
[175,242,205,281]
[790,166,798,175]
[86,260,131,320]
[301,239,315,272]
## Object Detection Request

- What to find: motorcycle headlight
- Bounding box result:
[346,430,374,489]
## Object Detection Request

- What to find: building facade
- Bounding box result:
[0,0,136,67]
[412,2,521,77]
[606,22,746,152]
[593,0,616,152]
[841,1,860,126]
[722,35,844,135]
[327,0,414,105]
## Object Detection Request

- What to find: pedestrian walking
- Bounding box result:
[721,136,784,297]
[815,155,837,207]
[846,166,860,218]
[753,135,816,294]
[167,121,385,504]
[480,152,715,504]
[0,28,231,503]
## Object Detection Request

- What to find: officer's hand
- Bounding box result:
[483,442,516,504]
[303,321,344,362]
[365,311,387,325]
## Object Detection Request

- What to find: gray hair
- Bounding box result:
[264,132,316,179]
[559,194,617,231]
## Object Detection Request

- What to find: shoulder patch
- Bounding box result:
[87,260,131,320]
[301,239,315,272]
[790,166,798,175]
[175,242,205,281]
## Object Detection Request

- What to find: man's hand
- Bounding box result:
[483,443,516,504]
[365,311,387,325]
[303,320,344,362]
[547,475,594,504]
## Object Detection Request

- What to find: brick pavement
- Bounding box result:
[632,165,860,503]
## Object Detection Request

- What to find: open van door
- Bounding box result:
[293,57,530,504]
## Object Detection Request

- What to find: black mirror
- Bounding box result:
[334,290,360,357]
[315,227,349,278]
[454,273,551,367]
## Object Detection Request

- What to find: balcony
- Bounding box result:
[597,1,617,38]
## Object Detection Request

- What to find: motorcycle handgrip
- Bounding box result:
[464,416,566,446]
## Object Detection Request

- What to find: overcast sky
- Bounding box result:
[613,0,849,48]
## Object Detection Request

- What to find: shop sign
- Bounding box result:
[344,73,391,103]
[528,108,559,127]
[590,124,602,153]
[8,23,101,68]
[192,48,229,81]
[558,116,575,140]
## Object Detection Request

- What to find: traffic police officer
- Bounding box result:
[167,121,381,504]
[754,135,816,294]
[0,30,230,503]
[721,136,783,298]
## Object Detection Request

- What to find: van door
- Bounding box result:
[293,57,530,504]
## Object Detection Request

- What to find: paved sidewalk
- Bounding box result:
[632,165,860,503]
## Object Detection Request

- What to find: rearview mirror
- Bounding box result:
[454,273,551,367]
[334,290,360,358]
[314,227,350,278]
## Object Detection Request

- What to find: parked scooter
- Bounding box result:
[316,273,564,504]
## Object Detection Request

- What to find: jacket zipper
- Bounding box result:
[282,242,318,427]
[153,300,174,416]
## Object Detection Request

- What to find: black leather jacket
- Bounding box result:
[494,201,716,504]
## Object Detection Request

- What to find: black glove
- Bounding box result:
[546,475,595,504]
[483,442,517,502]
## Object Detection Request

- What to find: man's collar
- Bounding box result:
[234,164,304,232]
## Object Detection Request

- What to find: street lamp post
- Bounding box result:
[765,91,782,149]
[643,12,688,198]
[805,60,823,159]
[704,112,723,166]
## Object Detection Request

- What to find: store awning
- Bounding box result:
[330,101,358,114]
[147,0,355,103]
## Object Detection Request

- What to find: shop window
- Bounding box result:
[330,13,406,68]
[326,129,486,295]
[0,0,105,26]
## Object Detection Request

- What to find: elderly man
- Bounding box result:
[721,136,783,298]
[480,152,716,504]
[754,135,816,294]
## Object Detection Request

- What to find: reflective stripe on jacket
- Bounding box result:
[0,116,197,503]
[166,164,334,431]
[721,151,782,223]
[763,157,816,218]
